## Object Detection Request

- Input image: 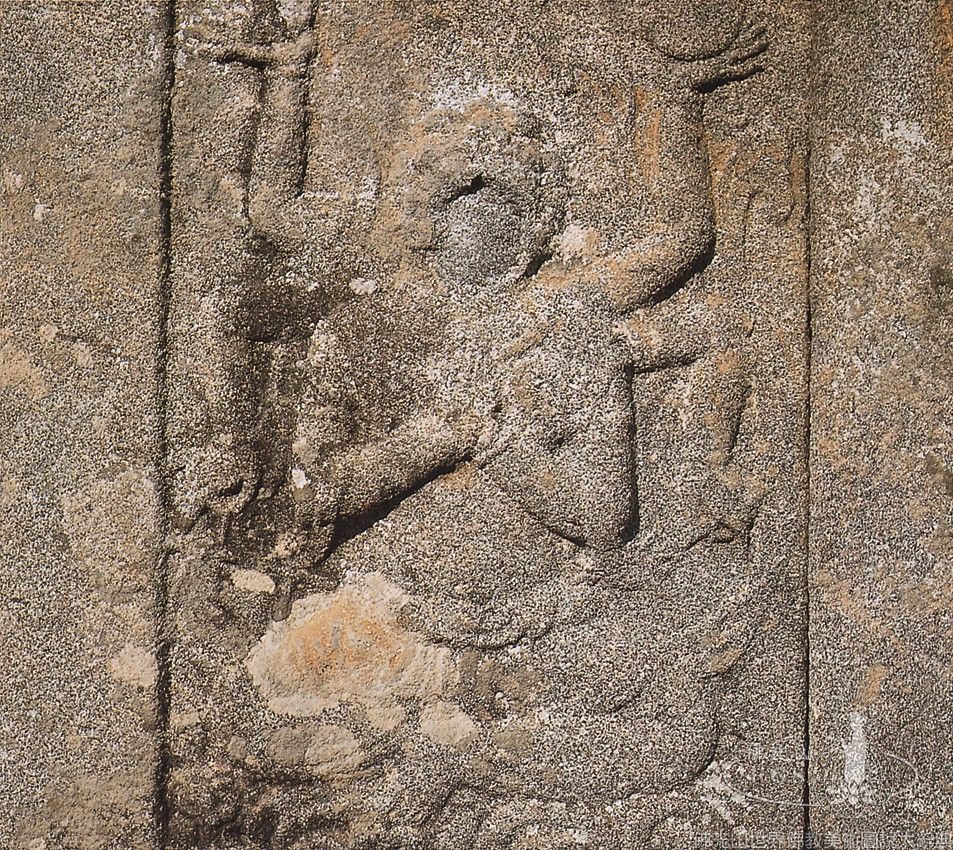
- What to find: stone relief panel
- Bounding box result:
[165,1,810,846]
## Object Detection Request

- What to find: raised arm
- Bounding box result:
[602,19,768,312]
[200,11,353,252]
[245,31,316,249]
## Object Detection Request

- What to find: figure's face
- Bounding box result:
[383,97,563,296]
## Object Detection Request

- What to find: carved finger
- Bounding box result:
[180,22,217,46]
[725,38,769,67]
[215,42,278,67]
[272,31,317,66]
[694,45,767,91]
[722,25,769,64]
[189,34,277,67]
[720,19,767,56]
[722,61,767,87]
[735,17,769,44]
[713,62,766,88]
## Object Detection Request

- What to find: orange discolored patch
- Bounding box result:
[634,96,662,185]
[282,596,410,683]
[855,663,889,708]
[247,573,454,728]
[936,0,953,145]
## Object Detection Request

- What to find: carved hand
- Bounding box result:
[659,18,769,96]
[268,31,317,75]
[190,26,316,76]
[172,439,261,530]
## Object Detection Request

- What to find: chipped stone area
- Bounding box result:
[246,573,455,722]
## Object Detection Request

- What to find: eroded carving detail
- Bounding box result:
[166,2,804,846]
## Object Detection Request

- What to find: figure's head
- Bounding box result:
[377,88,565,297]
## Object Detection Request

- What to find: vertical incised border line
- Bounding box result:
[154,0,177,846]
[802,153,814,850]
[802,23,817,850]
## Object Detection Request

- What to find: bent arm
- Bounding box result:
[288,407,483,556]
[605,20,768,313]
[603,89,715,312]
[331,411,482,519]
[208,29,350,253]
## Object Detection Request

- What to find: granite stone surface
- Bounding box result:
[0,1,949,848]
[0,1,169,847]
[809,1,953,844]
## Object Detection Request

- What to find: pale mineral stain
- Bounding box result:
[246,572,454,727]
[291,467,310,490]
[170,710,202,730]
[0,476,20,508]
[419,700,478,748]
[0,338,48,401]
[264,723,370,778]
[73,343,93,368]
[348,277,379,295]
[231,568,276,595]
[559,223,599,262]
[303,725,365,777]
[843,712,868,792]
[59,469,159,586]
[108,643,157,689]
[3,170,23,192]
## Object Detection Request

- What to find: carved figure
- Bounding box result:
[180,3,765,551]
[172,3,772,845]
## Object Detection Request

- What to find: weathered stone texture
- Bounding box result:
[164,1,810,846]
[809,0,953,841]
[0,3,166,847]
[1,1,951,848]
